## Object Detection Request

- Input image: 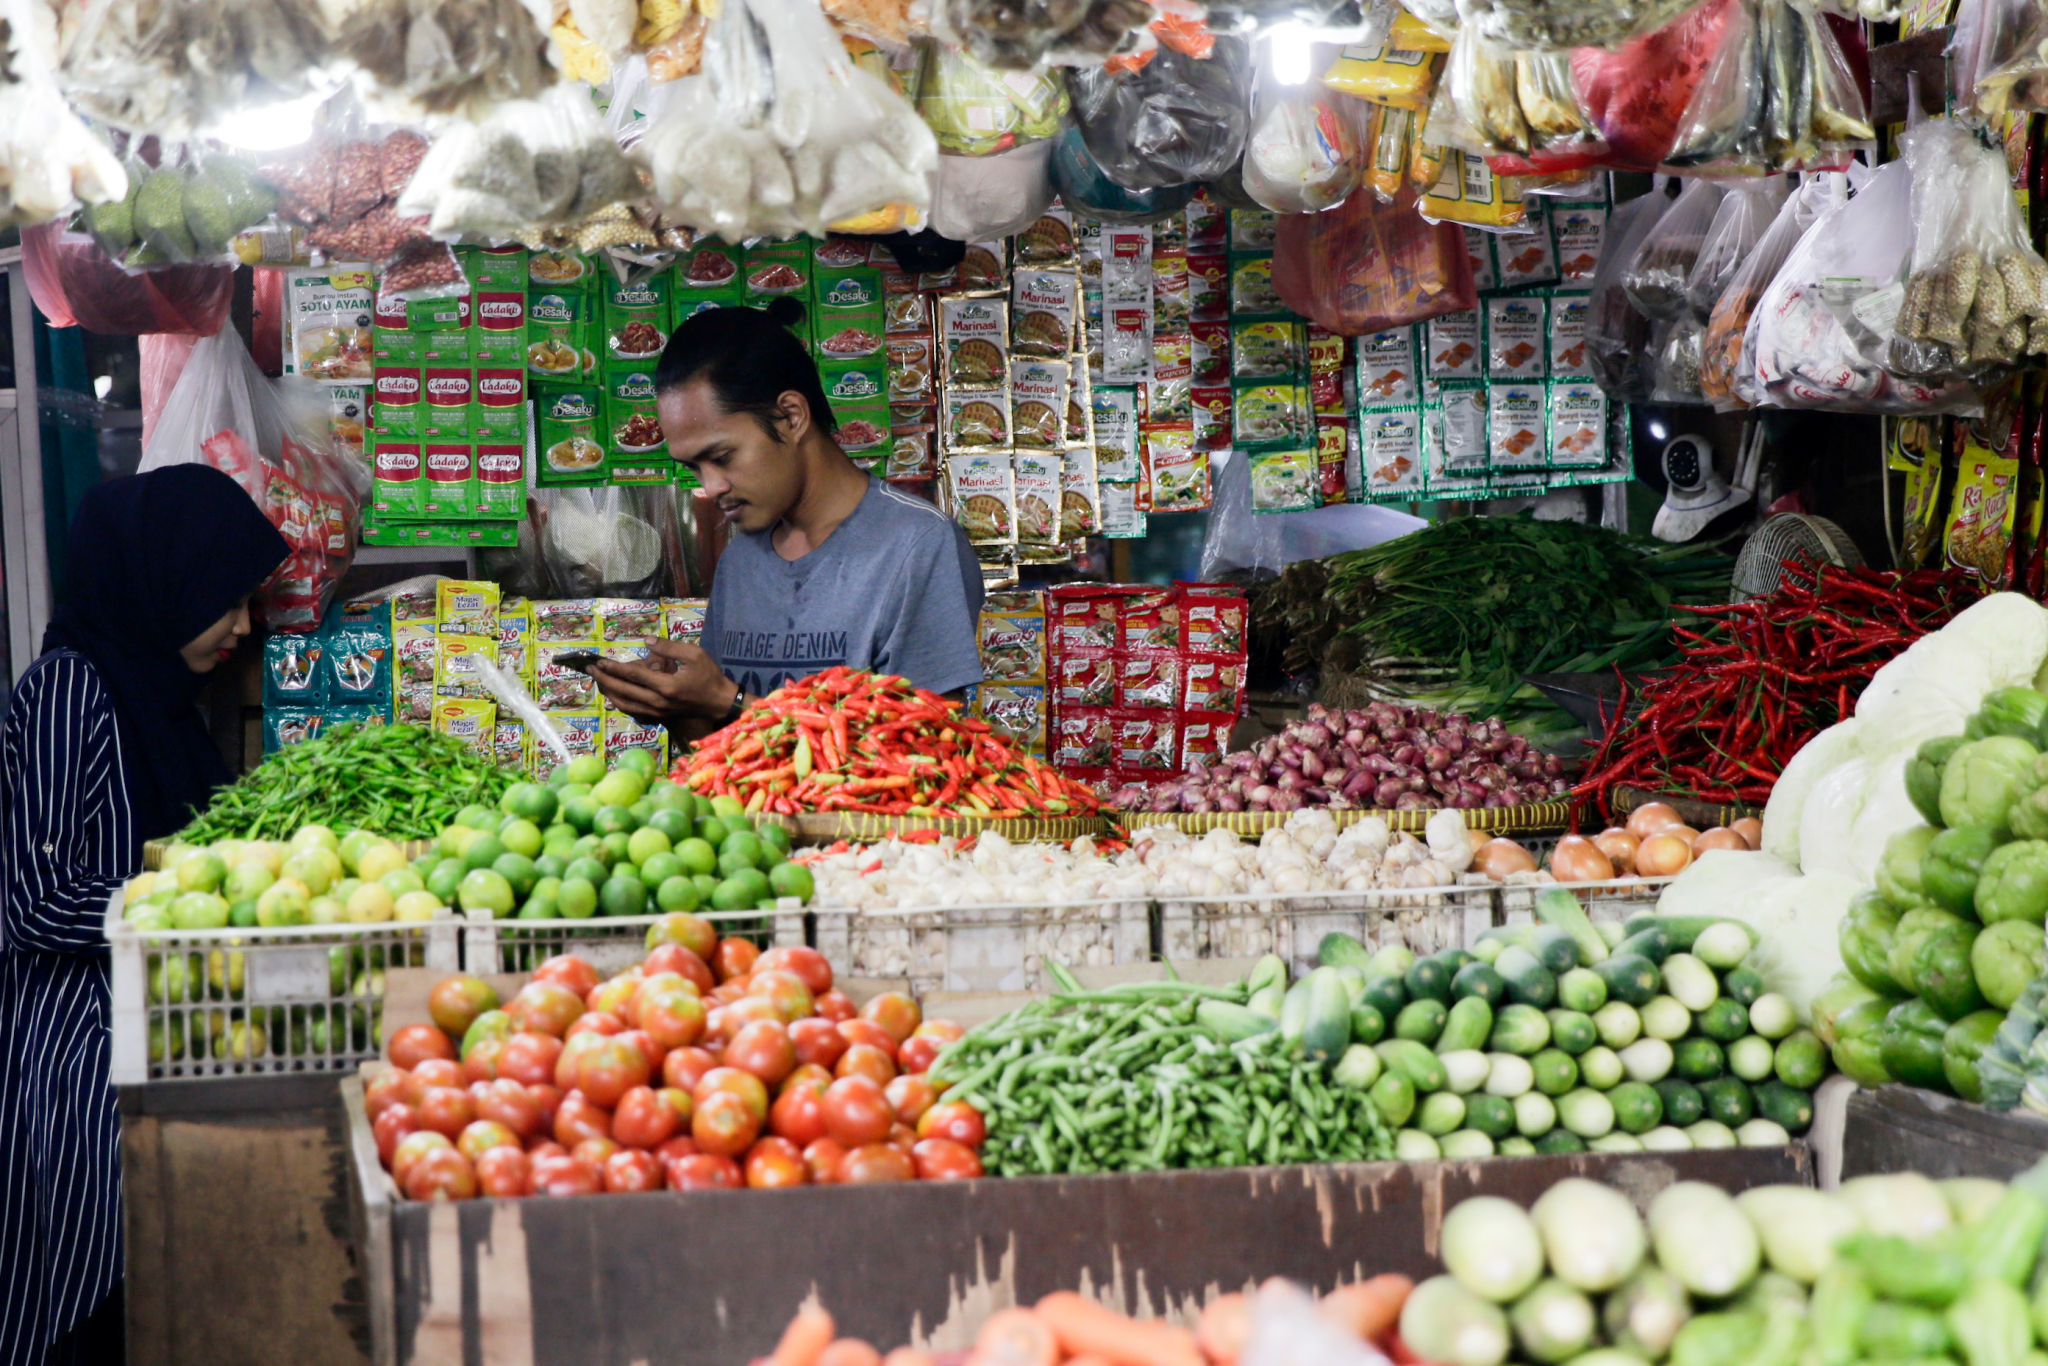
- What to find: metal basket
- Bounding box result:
[1155,885,1500,979]
[104,891,460,1085]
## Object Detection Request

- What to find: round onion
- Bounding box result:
[1625,802,1685,841]
[1731,817,1763,850]
[1550,834,1616,884]
[1693,827,1749,855]
[1636,833,1694,877]
[1592,828,1639,875]
[1472,838,1539,879]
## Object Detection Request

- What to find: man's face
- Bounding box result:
[661,378,802,534]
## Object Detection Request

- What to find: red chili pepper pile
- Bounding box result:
[675,667,1101,819]
[1576,563,1981,816]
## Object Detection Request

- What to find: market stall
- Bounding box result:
[23,0,2048,1361]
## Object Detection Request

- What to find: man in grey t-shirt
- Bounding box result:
[590,300,983,739]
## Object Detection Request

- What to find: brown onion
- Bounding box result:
[1731,817,1764,850]
[1636,833,1694,877]
[1550,834,1616,884]
[1693,827,1749,855]
[1472,838,1539,880]
[1625,802,1685,840]
[1592,828,1640,875]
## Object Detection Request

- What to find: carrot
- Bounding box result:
[1034,1292,1204,1366]
[970,1307,1059,1366]
[818,1341,884,1366]
[1318,1275,1414,1344]
[771,1308,837,1366]
[1193,1294,1252,1366]
[880,1351,938,1366]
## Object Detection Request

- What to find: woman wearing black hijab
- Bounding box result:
[0,464,289,1366]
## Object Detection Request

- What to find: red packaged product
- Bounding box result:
[1119,655,1180,709]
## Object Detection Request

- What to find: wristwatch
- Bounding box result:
[720,678,746,725]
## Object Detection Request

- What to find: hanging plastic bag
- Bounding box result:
[1953,0,2048,118]
[1684,179,1787,322]
[1650,317,1707,402]
[1048,125,1195,224]
[398,84,640,239]
[1622,177,1723,320]
[926,0,1152,69]
[59,0,336,138]
[644,0,939,241]
[1433,30,1604,170]
[1889,118,2048,383]
[915,47,1068,157]
[0,3,127,232]
[1458,0,1704,53]
[1068,39,1252,190]
[930,142,1055,240]
[1240,71,1365,215]
[1664,0,1874,175]
[333,0,555,120]
[1572,0,1736,173]
[20,222,234,336]
[1742,159,1982,414]
[1702,174,1833,407]
[136,328,367,631]
[1272,184,1477,334]
[1586,182,1674,400]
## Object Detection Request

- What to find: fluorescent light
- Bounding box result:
[1268,22,1314,85]
[1647,419,1668,441]
[204,88,329,152]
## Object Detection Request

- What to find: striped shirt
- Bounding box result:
[0,650,134,1365]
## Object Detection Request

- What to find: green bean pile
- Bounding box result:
[177,723,517,844]
[929,970,1394,1177]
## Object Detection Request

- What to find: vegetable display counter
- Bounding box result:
[341,1069,1810,1366]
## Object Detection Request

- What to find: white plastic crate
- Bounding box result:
[1155,885,1498,980]
[1496,876,1675,927]
[105,890,461,1085]
[806,899,1153,997]
[460,905,803,977]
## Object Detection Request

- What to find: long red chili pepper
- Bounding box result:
[1574,562,1981,819]
[672,666,1101,820]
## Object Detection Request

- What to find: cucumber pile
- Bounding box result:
[1301,887,1823,1159]
[1407,1166,2048,1366]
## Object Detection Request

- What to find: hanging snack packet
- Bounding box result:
[1622,178,1724,322]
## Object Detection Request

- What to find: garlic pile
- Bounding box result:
[804,808,1490,913]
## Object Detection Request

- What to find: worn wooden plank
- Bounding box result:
[122,1112,171,1366]
[362,1118,1808,1366]
[1869,29,1951,126]
[1840,1084,2048,1181]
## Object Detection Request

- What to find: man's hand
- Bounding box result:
[589,639,736,727]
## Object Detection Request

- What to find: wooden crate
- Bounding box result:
[344,1075,1811,1366]
[1839,1083,2048,1182]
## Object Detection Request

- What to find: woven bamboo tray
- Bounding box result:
[1114,798,1574,837]
[1611,786,1761,831]
[786,812,1110,846]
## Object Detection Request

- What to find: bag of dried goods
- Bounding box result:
[1273,185,1477,335]
[1702,175,1830,408]
[1888,117,2048,384]
[1684,179,1787,322]
[1067,38,1252,189]
[1585,181,1672,400]
[1665,0,1872,175]
[1621,176,1722,321]
[644,0,937,240]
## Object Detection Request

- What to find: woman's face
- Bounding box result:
[179,598,253,674]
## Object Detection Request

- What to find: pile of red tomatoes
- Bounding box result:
[365,912,982,1200]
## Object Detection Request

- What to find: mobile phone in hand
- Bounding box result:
[553,650,602,675]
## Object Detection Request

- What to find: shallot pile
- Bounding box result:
[1112,702,1570,815]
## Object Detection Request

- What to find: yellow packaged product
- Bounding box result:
[978,591,1047,683]
[1409,116,1446,192]
[1420,149,1529,230]
[1321,39,1441,111]
[534,713,603,780]
[435,579,501,633]
[434,634,497,700]
[604,712,669,771]
[432,699,496,761]
[1366,106,1414,202]
[493,718,527,774]
[977,683,1046,756]
[1389,11,1452,51]
[498,598,534,686]
[1946,436,2019,586]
